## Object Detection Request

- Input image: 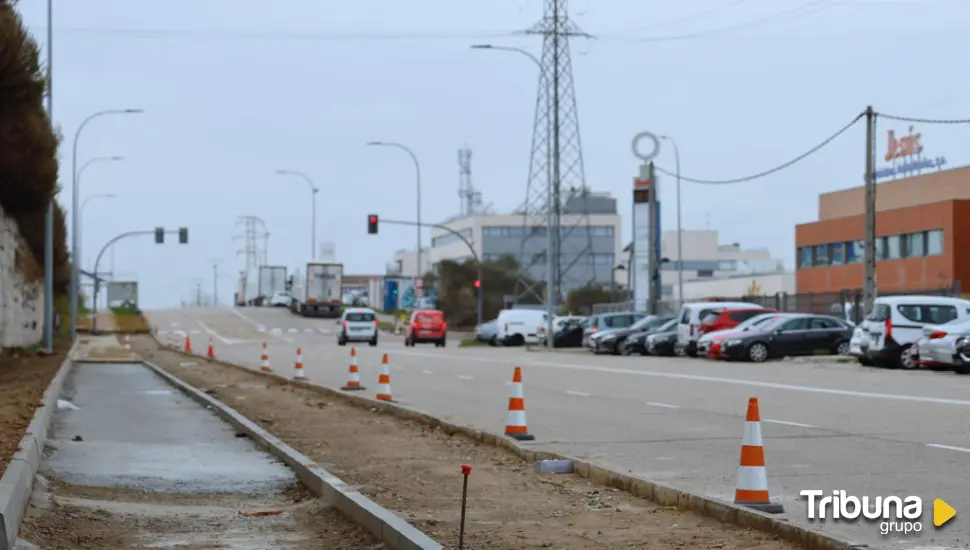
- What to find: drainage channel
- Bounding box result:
[16,362,375,549]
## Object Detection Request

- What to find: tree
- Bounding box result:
[0,3,68,291]
[422,256,544,327]
[564,283,613,316]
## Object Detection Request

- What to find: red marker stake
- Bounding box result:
[459,464,472,550]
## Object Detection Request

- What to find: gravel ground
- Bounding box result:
[136,336,805,550]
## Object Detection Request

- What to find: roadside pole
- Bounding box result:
[862,106,876,316]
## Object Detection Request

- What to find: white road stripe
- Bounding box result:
[190,329,200,335]
[158,330,169,335]
[304,328,314,333]
[926,443,970,453]
[763,419,816,428]
[646,402,680,409]
[170,322,178,327]
[421,369,434,374]
[288,328,298,333]
[392,349,970,408]
[565,390,591,397]
[458,375,474,380]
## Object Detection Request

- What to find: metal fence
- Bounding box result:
[590,282,963,324]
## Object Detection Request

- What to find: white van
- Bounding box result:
[860,295,970,369]
[496,309,549,346]
[675,301,765,357]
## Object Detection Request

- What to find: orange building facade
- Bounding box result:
[795,165,970,295]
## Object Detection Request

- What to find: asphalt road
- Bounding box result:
[146,306,970,550]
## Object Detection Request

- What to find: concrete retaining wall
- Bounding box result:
[0,207,44,349]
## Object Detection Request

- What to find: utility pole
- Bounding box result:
[42,0,54,351]
[196,282,202,308]
[212,263,219,307]
[862,106,876,316]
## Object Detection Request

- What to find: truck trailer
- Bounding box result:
[295,261,343,317]
[256,265,287,305]
[234,272,259,306]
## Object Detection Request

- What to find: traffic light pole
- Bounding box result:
[90,229,186,333]
[377,218,483,327]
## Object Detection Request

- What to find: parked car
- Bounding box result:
[859,295,970,369]
[337,307,379,347]
[716,314,854,362]
[268,291,294,307]
[405,309,447,347]
[644,320,679,356]
[613,316,676,355]
[537,315,586,345]
[699,312,792,358]
[496,309,548,346]
[553,318,588,348]
[915,317,970,374]
[675,302,766,357]
[698,308,777,338]
[475,320,499,345]
[583,312,648,348]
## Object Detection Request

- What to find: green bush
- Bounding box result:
[0,4,69,290]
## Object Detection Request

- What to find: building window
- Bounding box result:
[589,253,614,265]
[432,228,473,248]
[590,226,614,238]
[718,260,738,270]
[886,235,901,259]
[845,240,863,263]
[876,237,887,260]
[798,247,813,268]
[696,269,714,277]
[927,229,943,255]
[814,244,829,266]
[828,242,843,265]
[906,232,924,257]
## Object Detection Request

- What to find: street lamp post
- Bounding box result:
[366,141,422,278]
[660,135,683,305]
[70,109,143,336]
[275,170,318,259]
[470,44,556,347]
[80,192,117,272]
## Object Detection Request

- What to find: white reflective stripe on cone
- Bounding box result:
[508,383,524,399]
[507,410,527,426]
[741,422,763,446]
[735,466,769,491]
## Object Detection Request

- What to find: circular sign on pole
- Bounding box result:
[632,131,661,162]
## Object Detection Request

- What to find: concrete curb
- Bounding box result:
[0,341,79,550]
[145,333,866,550]
[141,360,442,550]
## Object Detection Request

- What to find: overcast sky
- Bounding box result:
[15,0,969,307]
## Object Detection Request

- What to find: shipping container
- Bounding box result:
[298,262,343,317]
[257,265,287,304]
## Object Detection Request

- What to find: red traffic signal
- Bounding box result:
[367,214,379,234]
[473,280,481,288]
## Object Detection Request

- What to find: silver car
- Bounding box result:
[475,320,499,345]
[915,318,970,373]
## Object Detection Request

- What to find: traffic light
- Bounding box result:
[367,214,379,234]
[154,227,164,243]
[473,280,481,288]
[178,227,189,244]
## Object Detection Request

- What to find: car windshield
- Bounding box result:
[754,316,789,332]
[736,314,777,331]
[346,312,375,322]
[657,318,677,332]
[629,316,656,331]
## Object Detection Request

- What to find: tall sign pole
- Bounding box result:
[632,132,661,314]
[863,106,876,316]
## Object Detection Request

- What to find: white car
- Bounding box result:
[337,307,379,347]
[915,318,970,374]
[859,295,970,369]
[269,291,294,307]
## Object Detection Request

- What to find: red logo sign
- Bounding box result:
[884,126,923,162]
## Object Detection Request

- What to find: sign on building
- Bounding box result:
[874,126,947,180]
[106,281,138,307]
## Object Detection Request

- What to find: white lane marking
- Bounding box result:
[190,329,200,335]
[170,322,179,327]
[565,390,591,397]
[304,328,314,333]
[393,349,970,408]
[926,443,970,453]
[763,419,816,428]
[270,328,282,334]
[421,369,434,374]
[158,330,169,335]
[458,375,474,380]
[288,328,298,333]
[230,309,294,343]
[317,328,328,334]
[393,365,403,371]
[646,401,680,409]
[256,326,267,332]
[194,318,239,345]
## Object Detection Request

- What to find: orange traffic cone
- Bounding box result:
[294,347,307,380]
[123,334,131,351]
[206,337,215,359]
[184,334,192,353]
[734,397,784,513]
[376,353,394,402]
[260,342,273,372]
[341,348,365,391]
[505,366,534,441]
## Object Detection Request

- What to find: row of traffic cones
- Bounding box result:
[167,334,782,514]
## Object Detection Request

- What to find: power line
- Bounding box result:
[875,112,970,124]
[612,0,749,35]
[27,26,514,42]
[654,112,866,185]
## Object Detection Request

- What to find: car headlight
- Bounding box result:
[601,334,617,342]
[725,339,743,347]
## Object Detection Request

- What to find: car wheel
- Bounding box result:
[898,345,918,370]
[369,338,378,347]
[510,334,525,346]
[674,345,686,357]
[440,338,446,347]
[858,357,874,367]
[488,336,498,347]
[747,342,769,363]
[836,340,850,356]
[619,341,631,356]
[338,338,346,346]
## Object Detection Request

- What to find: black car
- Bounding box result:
[718,314,854,362]
[553,318,587,348]
[597,316,674,355]
[642,320,679,356]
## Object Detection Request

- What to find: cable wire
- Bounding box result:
[654,112,866,185]
[26,26,515,42]
[875,112,970,124]
[612,0,749,35]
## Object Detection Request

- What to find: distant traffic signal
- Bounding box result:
[178,227,189,244]
[154,227,164,243]
[367,214,379,234]
[473,280,481,288]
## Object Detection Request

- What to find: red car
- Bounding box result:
[699,308,775,337]
[405,309,447,347]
